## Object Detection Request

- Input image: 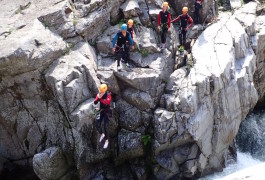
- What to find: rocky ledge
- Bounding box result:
[0,0,265,179]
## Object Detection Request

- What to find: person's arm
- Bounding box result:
[131,29,133,39]
[186,17,194,30]
[158,12,161,27]
[94,95,99,104]
[112,33,118,48]
[171,16,180,23]
[128,34,133,46]
[168,13,171,28]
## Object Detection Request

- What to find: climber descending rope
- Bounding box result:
[171,7,193,51]
[158,2,171,50]
[93,84,112,149]
[112,24,134,71]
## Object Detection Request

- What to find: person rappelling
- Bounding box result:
[112,24,134,71]
[171,7,193,51]
[158,2,171,50]
[94,84,112,149]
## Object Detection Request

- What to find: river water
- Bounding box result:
[201,109,265,179]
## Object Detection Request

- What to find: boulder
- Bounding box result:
[45,42,100,115]
[97,71,121,94]
[118,129,144,160]
[135,26,159,53]
[230,0,242,9]
[0,19,65,76]
[122,88,155,110]
[37,1,76,39]
[74,0,107,18]
[116,99,151,132]
[120,0,141,18]
[130,50,174,81]
[97,56,117,71]
[138,0,152,26]
[153,108,176,145]
[75,9,110,41]
[234,1,257,36]
[114,68,165,103]
[254,15,265,98]
[33,147,71,180]
[96,25,120,55]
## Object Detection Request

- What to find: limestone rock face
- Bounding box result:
[45,42,100,115]
[33,147,71,180]
[168,0,217,23]
[1,0,265,180]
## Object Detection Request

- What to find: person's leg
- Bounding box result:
[183,30,187,46]
[96,112,105,142]
[103,113,110,148]
[161,28,168,48]
[123,49,129,64]
[116,51,122,67]
[179,29,183,46]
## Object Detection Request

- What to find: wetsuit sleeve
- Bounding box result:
[171,16,180,23]
[168,13,171,28]
[113,33,118,48]
[187,17,193,29]
[128,34,133,46]
[94,95,99,104]
[158,12,161,26]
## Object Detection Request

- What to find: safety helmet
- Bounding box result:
[128,19,134,26]
[99,84,108,93]
[182,7,188,13]
[162,2,168,7]
[121,24,127,31]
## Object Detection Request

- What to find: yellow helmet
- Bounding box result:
[162,2,168,7]
[182,7,188,13]
[128,19,134,26]
[99,84,108,93]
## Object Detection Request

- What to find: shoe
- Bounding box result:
[103,140,109,149]
[117,66,121,71]
[126,63,130,67]
[99,133,105,142]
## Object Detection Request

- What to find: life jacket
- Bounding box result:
[159,10,170,28]
[127,27,133,39]
[180,14,190,28]
[116,31,130,48]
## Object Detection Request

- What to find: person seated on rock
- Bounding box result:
[94,84,112,149]
[171,7,193,50]
[194,0,203,24]
[112,24,134,71]
[127,19,134,39]
[158,2,171,50]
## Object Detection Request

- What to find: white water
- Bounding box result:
[201,109,265,180]
[201,152,263,180]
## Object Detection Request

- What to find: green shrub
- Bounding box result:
[142,135,151,146]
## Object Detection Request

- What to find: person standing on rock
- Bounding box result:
[194,0,203,24]
[94,84,112,149]
[171,7,193,49]
[112,24,134,71]
[127,19,134,39]
[158,2,171,50]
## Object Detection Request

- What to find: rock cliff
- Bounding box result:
[0,0,265,179]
